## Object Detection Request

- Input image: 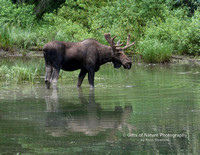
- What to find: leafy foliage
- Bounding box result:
[42,13,94,42]
[0,0,200,62]
[138,9,200,56]
[11,0,66,18]
[0,0,36,28]
[167,0,200,15]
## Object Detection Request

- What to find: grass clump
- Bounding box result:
[0,58,44,86]
[0,65,37,84]
[138,39,173,63]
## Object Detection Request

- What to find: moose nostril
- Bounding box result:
[124,62,132,69]
[128,63,132,69]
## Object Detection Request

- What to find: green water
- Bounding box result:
[0,63,200,154]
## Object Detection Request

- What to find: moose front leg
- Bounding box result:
[87,69,95,89]
[77,69,87,88]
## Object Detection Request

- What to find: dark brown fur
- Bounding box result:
[43,34,133,89]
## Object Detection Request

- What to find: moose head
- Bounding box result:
[104,33,134,69]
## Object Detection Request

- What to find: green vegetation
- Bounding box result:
[0,0,200,63]
[0,58,44,85]
[0,57,82,86]
[139,9,200,57]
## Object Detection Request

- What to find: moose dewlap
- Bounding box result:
[43,33,134,89]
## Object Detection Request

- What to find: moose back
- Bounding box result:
[43,33,135,89]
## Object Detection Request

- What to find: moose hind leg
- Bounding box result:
[45,65,52,89]
[50,67,60,89]
[77,69,87,88]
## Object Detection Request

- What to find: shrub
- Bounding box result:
[0,0,36,28]
[187,10,200,54]
[0,24,11,49]
[139,9,200,57]
[42,14,94,42]
[90,0,167,42]
[0,0,38,50]
[143,13,188,54]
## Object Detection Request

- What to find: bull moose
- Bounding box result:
[43,33,135,89]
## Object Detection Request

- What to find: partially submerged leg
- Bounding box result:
[87,68,95,89]
[45,65,52,89]
[77,69,87,88]
[50,67,60,90]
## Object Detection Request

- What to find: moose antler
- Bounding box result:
[104,33,135,51]
[104,33,116,48]
[116,34,135,50]
[115,41,124,47]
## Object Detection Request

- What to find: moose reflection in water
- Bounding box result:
[45,89,133,137]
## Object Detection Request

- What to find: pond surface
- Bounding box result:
[0,63,200,154]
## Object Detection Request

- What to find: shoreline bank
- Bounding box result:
[1,49,200,65]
